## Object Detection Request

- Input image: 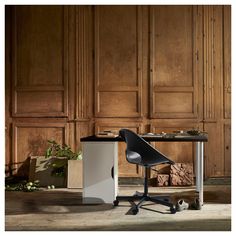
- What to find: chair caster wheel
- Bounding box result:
[132,207,139,215]
[170,206,176,214]
[113,200,119,206]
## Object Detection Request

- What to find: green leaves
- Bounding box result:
[44,140,82,177]
[45,140,82,160]
[45,147,52,158]
[5,180,40,192]
[76,151,82,160]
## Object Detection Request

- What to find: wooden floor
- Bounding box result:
[5,185,231,231]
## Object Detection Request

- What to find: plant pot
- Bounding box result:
[29,157,83,188]
[67,160,83,188]
[29,156,67,187]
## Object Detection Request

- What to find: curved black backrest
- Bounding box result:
[119,129,174,166]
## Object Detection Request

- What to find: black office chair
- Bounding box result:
[113,129,176,214]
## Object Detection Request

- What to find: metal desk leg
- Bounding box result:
[195,142,204,207]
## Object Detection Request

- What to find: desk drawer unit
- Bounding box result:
[82,142,118,204]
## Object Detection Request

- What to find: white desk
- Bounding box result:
[81,134,207,208]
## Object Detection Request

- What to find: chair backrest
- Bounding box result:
[119,129,174,166]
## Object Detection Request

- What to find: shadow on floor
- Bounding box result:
[5,190,114,215]
[5,186,231,216]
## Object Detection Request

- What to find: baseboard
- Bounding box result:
[118,177,143,185]
[119,177,231,186]
[204,177,231,185]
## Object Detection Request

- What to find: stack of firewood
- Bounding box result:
[170,163,193,186]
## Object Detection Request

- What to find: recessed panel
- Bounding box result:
[96,6,139,87]
[151,125,196,175]
[15,6,64,86]
[154,92,193,113]
[13,123,67,176]
[16,91,64,114]
[204,123,224,177]
[152,6,193,87]
[224,124,231,176]
[98,91,139,117]
[96,123,142,177]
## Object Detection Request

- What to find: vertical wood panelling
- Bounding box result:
[203,6,230,177]
[223,6,231,177]
[150,6,201,119]
[223,6,231,119]
[5,5,231,179]
[5,6,12,176]
[12,122,68,176]
[76,6,93,120]
[150,120,203,177]
[203,6,215,120]
[95,122,143,177]
[203,6,223,121]
[95,6,142,117]
[8,6,73,177]
[204,123,224,177]
[12,6,69,117]
[68,6,76,121]
[195,6,204,120]
[75,6,94,159]
[224,123,231,176]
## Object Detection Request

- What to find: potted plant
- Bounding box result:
[45,140,83,188]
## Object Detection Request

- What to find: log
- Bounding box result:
[170,163,193,186]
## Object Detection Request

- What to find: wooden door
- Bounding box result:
[6,6,94,177]
[7,6,70,176]
[203,6,231,177]
[94,6,144,177]
[149,6,203,176]
[150,6,202,119]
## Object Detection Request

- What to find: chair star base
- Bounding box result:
[114,194,176,215]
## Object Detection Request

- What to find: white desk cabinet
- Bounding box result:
[82,142,118,204]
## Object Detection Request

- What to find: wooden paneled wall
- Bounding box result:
[5,5,231,179]
[203,6,231,177]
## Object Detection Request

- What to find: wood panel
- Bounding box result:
[5,6,12,175]
[76,6,93,119]
[204,122,224,177]
[15,90,64,114]
[150,120,203,177]
[12,6,68,117]
[224,123,231,177]
[223,6,231,177]
[151,121,201,161]
[98,91,139,117]
[5,5,231,180]
[95,6,142,117]
[223,6,231,119]
[154,92,193,114]
[12,122,68,177]
[95,122,143,177]
[203,6,224,121]
[76,121,93,151]
[150,6,202,119]
[203,6,230,178]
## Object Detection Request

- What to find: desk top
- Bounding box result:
[81,133,208,142]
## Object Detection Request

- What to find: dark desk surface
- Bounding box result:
[81,133,208,142]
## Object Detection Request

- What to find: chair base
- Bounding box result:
[114,194,176,215]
